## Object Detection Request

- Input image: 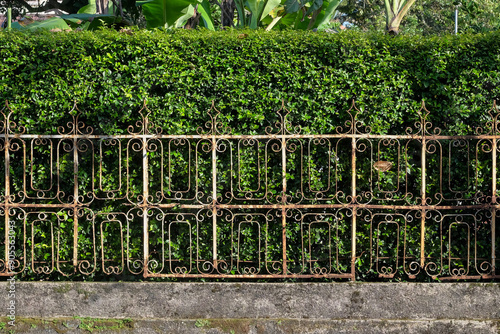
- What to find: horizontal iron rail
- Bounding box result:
[4,134,500,140]
[1,204,499,210]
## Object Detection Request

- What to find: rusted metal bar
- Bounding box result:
[1,203,499,210]
[8,134,500,141]
[420,137,426,268]
[492,138,497,275]
[212,134,218,268]
[142,135,149,277]
[4,122,9,275]
[72,136,79,271]
[439,275,494,280]
[282,133,287,276]
[351,137,356,281]
[145,273,354,279]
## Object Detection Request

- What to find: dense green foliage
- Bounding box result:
[0,29,499,134]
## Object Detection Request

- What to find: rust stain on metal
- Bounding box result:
[373,161,392,172]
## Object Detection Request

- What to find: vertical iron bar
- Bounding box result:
[212,135,217,267]
[420,137,426,268]
[282,135,287,276]
[143,136,149,277]
[72,137,78,270]
[351,137,356,281]
[4,124,9,274]
[492,138,496,275]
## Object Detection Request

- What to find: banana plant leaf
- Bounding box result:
[78,0,97,14]
[61,13,114,20]
[174,4,195,28]
[267,0,342,30]
[61,13,114,29]
[136,0,198,28]
[246,0,281,29]
[197,0,214,30]
[283,0,304,13]
[315,0,342,29]
[234,0,246,26]
[16,17,72,30]
[10,22,26,30]
[304,0,322,16]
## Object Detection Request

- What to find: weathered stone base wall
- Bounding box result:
[1,282,499,333]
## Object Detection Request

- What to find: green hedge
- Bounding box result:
[0,29,499,135]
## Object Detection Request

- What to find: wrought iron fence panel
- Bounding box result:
[0,100,499,280]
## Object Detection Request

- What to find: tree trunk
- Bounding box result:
[96,0,109,14]
[221,0,235,27]
[384,0,416,35]
[184,5,201,29]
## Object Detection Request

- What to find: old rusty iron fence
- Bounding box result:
[1,100,499,281]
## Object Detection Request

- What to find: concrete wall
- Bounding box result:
[1,282,499,333]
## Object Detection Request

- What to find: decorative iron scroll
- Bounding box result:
[0,100,499,280]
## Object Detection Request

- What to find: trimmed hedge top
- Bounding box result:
[0,29,499,135]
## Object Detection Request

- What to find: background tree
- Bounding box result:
[213,0,236,27]
[338,0,500,34]
[384,0,415,34]
[337,0,385,31]
[335,0,417,34]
